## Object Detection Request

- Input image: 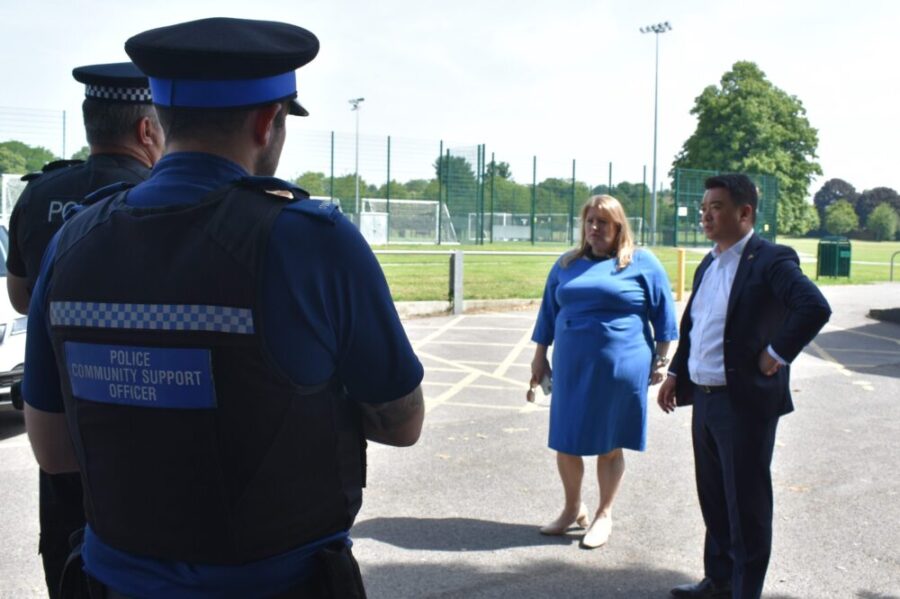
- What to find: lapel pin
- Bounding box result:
[747,253,755,260]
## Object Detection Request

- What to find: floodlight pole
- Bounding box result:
[641,21,671,246]
[349,97,365,218]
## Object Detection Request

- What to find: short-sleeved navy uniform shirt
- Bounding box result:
[6,154,151,292]
[24,152,424,594]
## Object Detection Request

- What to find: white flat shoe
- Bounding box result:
[580,514,612,548]
[539,503,590,535]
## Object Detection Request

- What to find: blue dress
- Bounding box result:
[532,249,678,456]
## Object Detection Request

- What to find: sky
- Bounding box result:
[1,0,898,198]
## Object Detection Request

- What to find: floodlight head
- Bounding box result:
[348,97,365,110]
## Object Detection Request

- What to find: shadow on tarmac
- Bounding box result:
[0,409,25,441]
[362,559,804,599]
[808,321,900,378]
[354,517,581,550]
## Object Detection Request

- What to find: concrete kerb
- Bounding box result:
[395,298,542,319]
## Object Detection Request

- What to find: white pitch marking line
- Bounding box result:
[413,315,465,350]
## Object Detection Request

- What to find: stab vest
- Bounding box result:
[14,155,150,292]
[45,180,365,565]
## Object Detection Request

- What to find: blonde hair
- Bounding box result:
[562,194,635,269]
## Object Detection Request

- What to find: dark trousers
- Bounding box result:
[691,386,779,599]
[40,470,86,599]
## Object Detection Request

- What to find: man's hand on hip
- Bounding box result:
[758,350,782,376]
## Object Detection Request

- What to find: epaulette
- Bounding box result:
[20,172,41,182]
[283,198,343,225]
[236,176,310,201]
[82,181,136,206]
[42,159,84,173]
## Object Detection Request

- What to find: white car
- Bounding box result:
[0,225,27,409]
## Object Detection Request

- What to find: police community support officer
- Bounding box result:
[22,17,425,598]
[5,63,162,599]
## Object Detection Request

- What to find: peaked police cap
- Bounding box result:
[72,62,152,104]
[124,17,319,116]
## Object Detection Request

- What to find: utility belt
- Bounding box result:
[59,530,367,599]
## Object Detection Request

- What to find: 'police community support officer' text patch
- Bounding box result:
[51,301,255,409]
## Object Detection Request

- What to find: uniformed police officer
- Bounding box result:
[6,62,162,599]
[22,17,424,598]
[7,62,163,312]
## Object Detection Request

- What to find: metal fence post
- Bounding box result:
[437,140,443,244]
[641,165,647,245]
[329,131,335,202]
[386,135,391,243]
[608,161,612,194]
[674,168,680,247]
[570,159,576,245]
[489,152,495,244]
[450,250,464,314]
[531,156,536,245]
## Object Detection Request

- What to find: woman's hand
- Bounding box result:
[649,370,665,385]
[530,354,551,389]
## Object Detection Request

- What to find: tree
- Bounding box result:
[824,200,859,235]
[434,154,478,213]
[485,160,512,180]
[0,146,27,174]
[855,187,900,224]
[0,140,57,172]
[866,203,899,241]
[813,178,857,223]
[70,145,90,161]
[672,61,821,235]
[294,171,327,196]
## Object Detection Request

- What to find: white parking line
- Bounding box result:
[413,315,465,349]
[493,328,535,378]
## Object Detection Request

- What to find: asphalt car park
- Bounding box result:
[1,284,898,597]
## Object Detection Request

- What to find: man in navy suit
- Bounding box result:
[658,173,831,599]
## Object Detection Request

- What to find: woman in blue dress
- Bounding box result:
[530,194,678,548]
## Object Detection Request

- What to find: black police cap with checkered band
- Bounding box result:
[125,17,319,117]
[72,62,152,104]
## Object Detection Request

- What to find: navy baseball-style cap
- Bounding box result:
[124,17,319,117]
[72,62,152,104]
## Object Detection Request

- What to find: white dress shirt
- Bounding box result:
[687,230,756,386]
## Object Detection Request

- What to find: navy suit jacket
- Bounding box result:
[670,234,832,419]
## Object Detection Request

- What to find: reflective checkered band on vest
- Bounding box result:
[85,84,153,103]
[50,302,254,334]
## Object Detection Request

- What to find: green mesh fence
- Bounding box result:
[671,168,778,246]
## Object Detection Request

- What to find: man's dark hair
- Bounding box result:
[705,173,758,217]
[82,99,158,146]
[155,100,290,143]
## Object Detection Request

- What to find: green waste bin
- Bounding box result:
[817,236,851,278]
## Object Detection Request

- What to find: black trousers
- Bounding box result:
[691,386,779,599]
[40,470,86,599]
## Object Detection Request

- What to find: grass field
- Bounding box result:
[372,238,900,302]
